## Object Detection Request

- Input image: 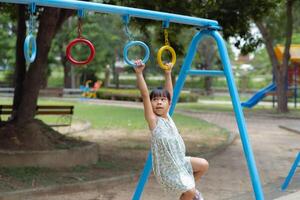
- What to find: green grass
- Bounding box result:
[74,103,216,130]
[0,167,52,184]
[177,102,300,117]
[199,95,250,102]
[1,97,299,127]
[94,160,121,170]
[177,102,234,112]
[47,76,63,88]
[74,104,147,130]
[0,160,124,192]
[0,98,220,131]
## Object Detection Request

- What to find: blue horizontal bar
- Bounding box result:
[0,0,220,28]
[186,69,224,76]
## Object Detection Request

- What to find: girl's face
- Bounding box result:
[151,96,170,117]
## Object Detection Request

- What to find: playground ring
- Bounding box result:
[66,38,95,65]
[23,34,37,63]
[157,45,176,70]
[123,41,150,67]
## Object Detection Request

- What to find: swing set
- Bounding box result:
[1,0,265,199]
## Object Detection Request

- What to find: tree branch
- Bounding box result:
[282,0,294,70]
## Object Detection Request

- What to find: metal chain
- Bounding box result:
[124,24,134,41]
[77,18,82,38]
[28,7,35,35]
[164,29,169,46]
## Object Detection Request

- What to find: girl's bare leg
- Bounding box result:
[190,157,209,182]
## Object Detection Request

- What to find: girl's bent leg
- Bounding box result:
[180,188,196,200]
[190,157,209,182]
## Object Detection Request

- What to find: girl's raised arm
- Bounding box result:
[164,63,173,100]
[134,60,156,130]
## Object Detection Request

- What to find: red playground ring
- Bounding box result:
[66,38,95,65]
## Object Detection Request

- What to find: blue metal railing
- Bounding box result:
[186,69,224,76]
[0,0,220,29]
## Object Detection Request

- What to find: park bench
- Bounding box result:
[39,88,64,97]
[0,105,74,127]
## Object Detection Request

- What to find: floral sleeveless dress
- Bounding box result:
[151,114,195,194]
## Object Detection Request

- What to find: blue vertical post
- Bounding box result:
[132,151,153,200]
[210,30,265,200]
[281,152,300,191]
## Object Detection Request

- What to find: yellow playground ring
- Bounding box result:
[157,45,176,70]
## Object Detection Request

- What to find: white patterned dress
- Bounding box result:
[151,113,195,195]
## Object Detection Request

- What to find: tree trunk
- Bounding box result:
[204,76,213,95]
[64,63,72,88]
[256,20,287,112]
[62,18,73,88]
[12,5,26,119]
[0,7,76,150]
[61,46,72,88]
[15,8,72,125]
[197,38,216,96]
[277,0,294,112]
[104,64,111,87]
[255,0,294,113]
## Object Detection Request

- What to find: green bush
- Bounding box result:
[96,88,199,102]
[178,92,199,102]
[97,88,142,101]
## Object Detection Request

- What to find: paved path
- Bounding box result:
[275,190,300,200]
[19,100,300,199]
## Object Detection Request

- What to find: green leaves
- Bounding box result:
[0,11,16,68]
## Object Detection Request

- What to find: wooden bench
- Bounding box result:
[39,88,64,97]
[0,105,74,127]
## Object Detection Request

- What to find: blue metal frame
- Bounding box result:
[0,1,264,199]
[0,0,220,28]
[186,69,224,76]
[281,152,300,191]
[211,30,264,200]
[134,29,265,200]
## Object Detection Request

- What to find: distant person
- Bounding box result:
[134,59,209,200]
[92,80,102,91]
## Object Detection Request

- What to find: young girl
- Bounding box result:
[134,59,209,200]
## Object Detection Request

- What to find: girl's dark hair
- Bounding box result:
[150,87,171,102]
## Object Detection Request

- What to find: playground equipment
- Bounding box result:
[66,10,95,65]
[281,152,300,191]
[242,45,300,108]
[1,1,265,199]
[23,3,37,63]
[241,83,276,108]
[157,21,176,70]
[122,15,150,67]
[80,80,102,98]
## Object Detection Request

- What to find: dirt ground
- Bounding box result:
[1,99,299,200]
[0,105,230,197]
[24,107,300,200]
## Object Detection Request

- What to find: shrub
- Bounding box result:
[96,88,199,102]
